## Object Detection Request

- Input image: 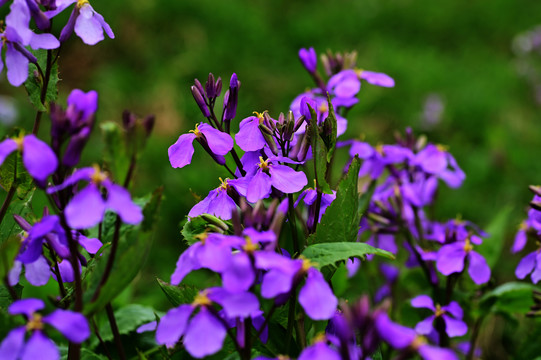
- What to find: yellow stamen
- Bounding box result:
[312,332,327,344]
[194,232,208,244]
[90,164,107,184]
[192,290,212,307]
[218,177,229,191]
[26,313,44,331]
[436,144,449,152]
[354,68,365,77]
[258,156,270,171]
[463,238,473,253]
[242,236,258,253]
[77,0,89,8]
[277,356,291,360]
[318,103,328,113]
[519,221,528,231]
[375,143,384,155]
[13,133,25,152]
[300,256,315,273]
[435,304,445,317]
[253,111,268,124]
[189,123,202,137]
[411,336,427,350]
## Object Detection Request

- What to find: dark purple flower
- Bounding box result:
[411,295,467,337]
[299,47,317,73]
[436,238,491,284]
[0,298,90,360]
[0,134,58,182]
[47,165,143,229]
[168,123,234,169]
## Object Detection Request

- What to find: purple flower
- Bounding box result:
[299,47,317,73]
[349,141,412,179]
[257,254,338,320]
[168,123,234,169]
[0,134,58,182]
[376,313,458,360]
[47,165,143,229]
[357,70,395,87]
[156,288,259,358]
[235,112,273,152]
[0,298,90,360]
[515,250,541,283]
[0,0,60,86]
[290,93,348,136]
[188,178,238,220]
[48,0,114,45]
[327,69,361,107]
[436,238,491,284]
[298,335,341,360]
[411,295,467,337]
[413,144,465,188]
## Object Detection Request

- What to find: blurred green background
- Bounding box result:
[2,0,541,323]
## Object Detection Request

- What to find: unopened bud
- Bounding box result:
[294,115,306,132]
[201,214,229,231]
[529,185,541,197]
[296,129,311,161]
[205,73,216,98]
[259,125,278,155]
[191,85,210,117]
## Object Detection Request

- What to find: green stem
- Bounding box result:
[288,193,300,255]
[32,49,53,135]
[285,293,297,353]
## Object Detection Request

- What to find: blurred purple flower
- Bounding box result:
[0,298,90,360]
[411,295,467,337]
[436,238,490,284]
[299,47,317,73]
[357,69,395,87]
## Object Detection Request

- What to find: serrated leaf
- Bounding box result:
[307,157,361,244]
[476,205,512,268]
[301,242,394,269]
[100,122,130,184]
[0,152,34,199]
[307,104,332,195]
[181,215,233,245]
[83,189,163,315]
[156,278,198,307]
[479,282,536,315]
[24,50,59,112]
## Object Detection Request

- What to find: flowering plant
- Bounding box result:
[0,2,540,360]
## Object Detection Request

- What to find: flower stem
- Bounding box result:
[32,49,53,135]
[106,303,127,360]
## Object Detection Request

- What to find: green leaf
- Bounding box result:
[307,157,362,244]
[181,215,232,246]
[24,50,59,112]
[0,236,21,281]
[83,189,163,315]
[0,152,34,200]
[60,347,108,360]
[307,104,332,195]
[156,278,198,307]
[100,122,130,183]
[323,94,338,163]
[0,189,36,249]
[479,282,536,315]
[0,284,23,310]
[89,304,160,348]
[476,205,512,268]
[301,242,395,269]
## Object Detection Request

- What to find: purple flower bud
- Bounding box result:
[299,47,317,73]
[25,0,51,30]
[224,73,239,121]
[191,85,210,117]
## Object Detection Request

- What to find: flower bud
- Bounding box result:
[191,85,210,117]
[224,73,239,121]
[299,47,317,74]
[205,73,216,98]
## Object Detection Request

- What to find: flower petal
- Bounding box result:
[5,43,29,87]
[415,316,435,335]
[298,268,337,320]
[411,295,435,311]
[467,251,491,285]
[74,4,104,45]
[436,243,465,276]
[9,298,44,316]
[442,315,467,337]
[0,327,25,360]
[25,256,51,286]
[105,183,143,224]
[156,305,194,347]
[0,139,17,166]
[168,133,196,169]
[269,164,307,194]
[246,171,272,203]
[21,135,58,181]
[65,184,106,229]
[183,308,226,358]
[21,331,59,360]
[199,123,233,155]
[43,309,90,343]
[516,251,537,279]
[235,117,266,151]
